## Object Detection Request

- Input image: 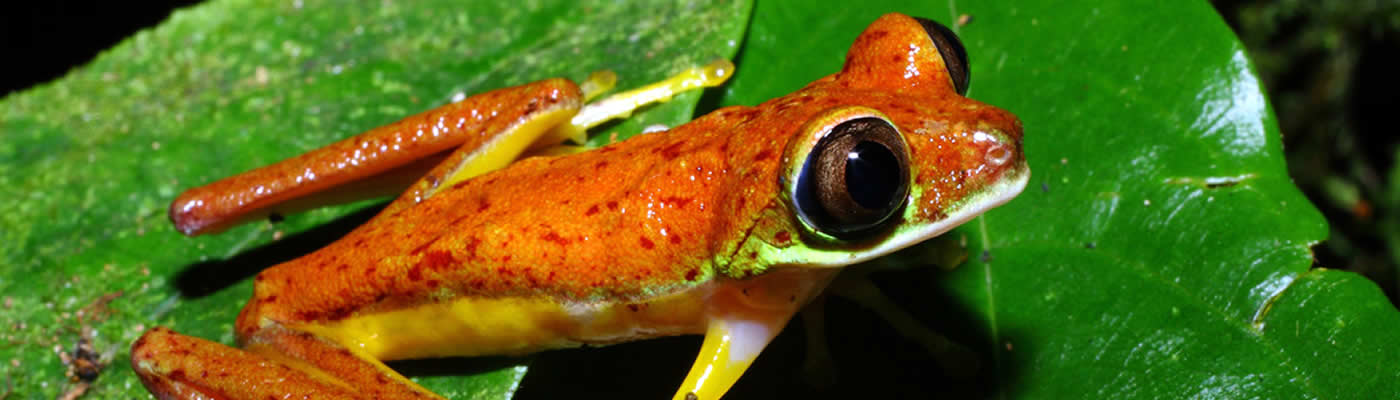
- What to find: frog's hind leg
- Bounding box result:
[131,326,442,400]
[396,59,736,210]
[169,78,585,236]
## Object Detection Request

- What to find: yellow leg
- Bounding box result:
[672,268,838,400]
[578,70,618,101]
[550,59,735,144]
[672,314,790,400]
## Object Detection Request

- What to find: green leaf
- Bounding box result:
[703,1,1399,399]
[0,0,749,398]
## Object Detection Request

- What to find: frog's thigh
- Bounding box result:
[403,101,579,203]
[131,326,441,400]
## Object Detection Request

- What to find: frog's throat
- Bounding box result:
[755,165,1029,269]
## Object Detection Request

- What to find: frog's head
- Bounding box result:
[728,13,1028,273]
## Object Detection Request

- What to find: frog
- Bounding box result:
[131,13,1028,400]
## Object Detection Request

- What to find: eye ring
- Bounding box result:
[912,17,970,96]
[791,115,911,240]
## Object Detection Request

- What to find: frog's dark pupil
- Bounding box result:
[845,141,900,210]
[790,116,910,241]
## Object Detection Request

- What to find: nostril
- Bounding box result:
[985,145,1012,166]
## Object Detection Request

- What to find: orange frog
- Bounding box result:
[131,13,1028,400]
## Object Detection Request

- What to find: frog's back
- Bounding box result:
[233,120,757,357]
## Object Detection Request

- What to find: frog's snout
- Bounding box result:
[969,129,1020,168]
[982,136,1014,168]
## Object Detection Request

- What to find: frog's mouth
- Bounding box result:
[756,163,1029,269]
[855,163,1029,264]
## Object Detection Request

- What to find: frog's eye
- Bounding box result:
[792,116,911,240]
[913,17,970,96]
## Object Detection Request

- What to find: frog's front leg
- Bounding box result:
[132,325,440,399]
[674,268,839,400]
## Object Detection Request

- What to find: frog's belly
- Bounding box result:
[294,285,713,361]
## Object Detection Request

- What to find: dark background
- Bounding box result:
[1,1,1397,297]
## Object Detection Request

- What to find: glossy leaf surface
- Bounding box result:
[707,1,1399,399]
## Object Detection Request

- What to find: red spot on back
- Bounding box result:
[325,306,355,320]
[661,196,692,209]
[670,234,682,244]
[478,199,491,212]
[407,266,424,282]
[595,161,609,170]
[753,149,774,162]
[585,205,600,216]
[421,250,455,271]
[658,141,685,160]
[409,238,436,256]
[774,231,792,245]
[293,309,322,321]
[542,231,570,246]
[606,201,619,210]
[639,237,655,249]
[685,269,698,281]
[464,237,481,259]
